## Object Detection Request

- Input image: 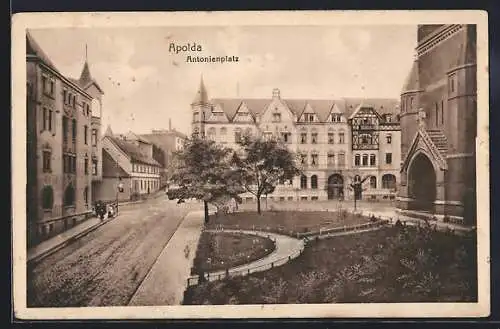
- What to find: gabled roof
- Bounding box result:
[108,136,161,167]
[26,31,59,72]
[305,100,336,122]
[102,148,130,178]
[209,96,399,123]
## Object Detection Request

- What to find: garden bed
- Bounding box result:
[184,225,477,304]
[206,211,371,237]
[191,231,276,274]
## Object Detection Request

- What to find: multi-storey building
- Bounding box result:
[397,24,477,225]
[26,31,104,246]
[191,77,401,202]
[98,127,162,201]
[138,119,187,188]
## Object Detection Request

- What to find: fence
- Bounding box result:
[186,243,305,287]
[296,218,390,239]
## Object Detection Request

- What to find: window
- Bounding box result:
[84,186,89,205]
[282,132,291,143]
[84,125,88,144]
[300,175,307,189]
[234,129,242,142]
[300,153,307,165]
[435,102,439,126]
[370,154,376,166]
[92,159,98,175]
[300,132,307,144]
[311,154,318,166]
[91,129,98,146]
[361,134,370,144]
[308,114,315,122]
[410,97,414,108]
[362,154,368,166]
[193,112,199,122]
[62,116,69,142]
[386,114,392,123]
[332,114,341,122]
[382,174,396,189]
[207,127,216,141]
[355,154,360,166]
[449,75,455,92]
[311,175,318,189]
[311,133,318,144]
[42,150,51,172]
[386,134,392,144]
[338,153,345,167]
[385,153,392,164]
[370,176,377,189]
[63,185,75,206]
[72,119,77,142]
[441,100,444,125]
[328,132,334,144]
[42,107,53,132]
[338,132,345,144]
[220,127,227,136]
[84,157,89,175]
[272,113,282,122]
[327,153,335,165]
[41,186,54,210]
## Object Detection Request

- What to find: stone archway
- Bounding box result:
[327,174,344,200]
[408,153,436,212]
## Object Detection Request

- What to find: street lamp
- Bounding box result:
[115,156,124,215]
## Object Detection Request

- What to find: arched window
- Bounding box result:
[300,175,307,189]
[41,186,54,210]
[64,185,75,206]
[220,127,227,135]
[355,154,360,166]
[370,176,377,189]
[84,186,89,205]
[362,154,368,166]
[382,174,397,189]
[311,175,318,189]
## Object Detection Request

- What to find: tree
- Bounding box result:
[168,134,243,223]
[232,135,301,214]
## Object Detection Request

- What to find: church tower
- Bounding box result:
[191,75,211,137]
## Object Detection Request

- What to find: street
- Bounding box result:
[27,195,201,307]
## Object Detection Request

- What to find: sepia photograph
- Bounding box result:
[11,11,490,319]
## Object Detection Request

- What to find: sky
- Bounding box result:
[29,25,417,135]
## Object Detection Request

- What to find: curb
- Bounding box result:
[27,214,120,267]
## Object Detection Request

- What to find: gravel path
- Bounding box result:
[27,197,200,307]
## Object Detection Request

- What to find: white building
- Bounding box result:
[191,77,401,202]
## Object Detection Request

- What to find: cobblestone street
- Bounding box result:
[27,196,201,307]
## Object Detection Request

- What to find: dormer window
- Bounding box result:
[386,114,392,123]
[272,113,281,122]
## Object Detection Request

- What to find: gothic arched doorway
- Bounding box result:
[408,153,436,212]
[328,174,344,200]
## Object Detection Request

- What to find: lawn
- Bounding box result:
[184,225,477,304]
[206,210,371,237]
[191,231,276,275]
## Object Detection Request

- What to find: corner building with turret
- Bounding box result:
[191,77,402,203]
[397,25,477,225]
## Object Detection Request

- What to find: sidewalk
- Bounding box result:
[127,210,206,306]
[198,230,304,281]
[27,214,115,265]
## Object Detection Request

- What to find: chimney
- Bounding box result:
[169,118,172,131]
[272,88,280,99]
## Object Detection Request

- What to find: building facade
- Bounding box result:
[138,119,187,188]
[99,128,162,200]
[397,24,477,225]
[26,32,104,246]
[191,78,401,202]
